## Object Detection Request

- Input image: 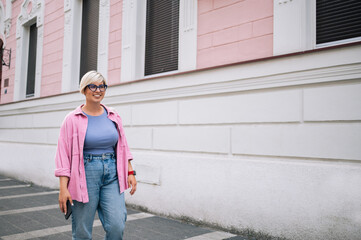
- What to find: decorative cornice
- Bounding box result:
[104,63,361,105]
[1,61,361,116]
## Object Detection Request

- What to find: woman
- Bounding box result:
[55,70,136,240]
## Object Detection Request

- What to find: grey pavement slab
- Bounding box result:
[0,192,59,211]
[0,175,257,240]
[224,237,250,240]
[123,216,212,240]
[0,179,27,187]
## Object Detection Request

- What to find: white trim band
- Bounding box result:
[0,191,59,200]
[184,231,236,240]
[0,184,31,190]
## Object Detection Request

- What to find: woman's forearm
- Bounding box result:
[59,176,69,191]
[128,160,133,171]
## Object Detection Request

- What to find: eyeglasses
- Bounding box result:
[87,84,108,92]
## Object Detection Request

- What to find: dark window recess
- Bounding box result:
[4,78,9,87]
[79,0,99,80]
[26,23,37,97]
[145,0,179,76]
[316,0,361,44]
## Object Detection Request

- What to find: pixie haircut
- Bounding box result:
[79,70,107,94]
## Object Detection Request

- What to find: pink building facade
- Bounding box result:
[0,0,275,104]
[0,1,361,239]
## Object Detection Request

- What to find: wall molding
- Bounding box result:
[1,45,361,116]
[102,64,361,108]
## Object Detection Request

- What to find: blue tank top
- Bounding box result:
[83,108,119,155]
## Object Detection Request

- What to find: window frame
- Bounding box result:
[121,0,197,82]
[62,0,110,93]
[25,22,38,98]
[273,0,361,55]
[144,0,180,76]
[13,0,44,101]
[315,0,361,48]
[79,0,100,80]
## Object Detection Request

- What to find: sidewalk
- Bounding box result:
[0,175,245,240]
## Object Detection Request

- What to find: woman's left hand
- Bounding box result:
[128,175,137,195]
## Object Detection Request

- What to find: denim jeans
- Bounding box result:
[71,153,127,240]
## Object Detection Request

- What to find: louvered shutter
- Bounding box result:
[316,0,361,44]
[26,23,37,97]
[80,0,99,79]
[145,0,179,76]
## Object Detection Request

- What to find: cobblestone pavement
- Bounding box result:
[0,175,248,240]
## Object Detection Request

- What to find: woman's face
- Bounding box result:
[84,81,106,104]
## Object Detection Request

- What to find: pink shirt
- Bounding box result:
[54,104,133,203]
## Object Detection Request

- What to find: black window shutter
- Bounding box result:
[145,0,179,76]
[80,0,99,79]
[316,0,361,44]
[26,23,37,97]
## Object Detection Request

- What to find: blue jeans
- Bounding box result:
[71,153,127,240]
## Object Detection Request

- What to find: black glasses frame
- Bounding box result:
[87,84,108,92]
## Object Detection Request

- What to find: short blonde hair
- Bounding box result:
[79,70,107,94]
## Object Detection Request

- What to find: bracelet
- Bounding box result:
[128,170,136,176]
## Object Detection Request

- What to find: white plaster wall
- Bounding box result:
[129,151,361,240]
[1,45,361,240]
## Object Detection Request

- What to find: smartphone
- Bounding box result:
[65,200,72,220]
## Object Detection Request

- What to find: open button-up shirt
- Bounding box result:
[55,104,133,203]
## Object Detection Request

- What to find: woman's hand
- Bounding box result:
[58,188,73,214]
[128,175,137,195]
[58,176,73,214]
[128,160,137,195]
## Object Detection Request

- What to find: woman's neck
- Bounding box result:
[82,102,103,116]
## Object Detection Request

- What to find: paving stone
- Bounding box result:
[225,236,250,240]
[31,232,72,240]
[0,193,59,211]
[0,174,247,240]
[0,179,26,187]
[0,216,26,236]
[124,216,211,240]
[2,211,59,234]
[21,209,69,228]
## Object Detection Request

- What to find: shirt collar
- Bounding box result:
[74,104,115,116]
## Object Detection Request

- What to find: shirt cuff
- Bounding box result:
[55,168,71,178]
